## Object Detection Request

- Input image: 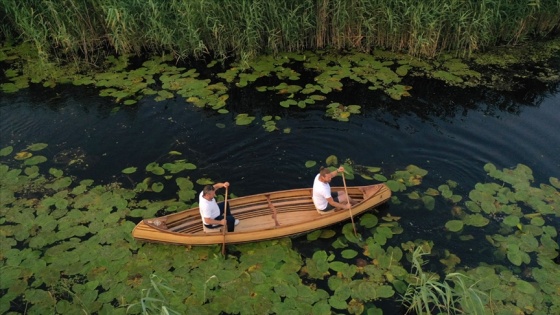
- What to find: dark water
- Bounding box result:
[1,75,559,313]
[1,78,559,238]
[2,79,558,195]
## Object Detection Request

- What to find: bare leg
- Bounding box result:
[337,191,358,205]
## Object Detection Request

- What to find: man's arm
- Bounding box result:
[213,182,230,190]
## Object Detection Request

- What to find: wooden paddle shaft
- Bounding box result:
[341,172,357,236]
[222,186,229,255]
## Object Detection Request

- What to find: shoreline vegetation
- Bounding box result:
[1,0,560,66]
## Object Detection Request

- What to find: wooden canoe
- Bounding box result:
[132,183,391,245]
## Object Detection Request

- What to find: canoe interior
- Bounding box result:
[132,184,391,245]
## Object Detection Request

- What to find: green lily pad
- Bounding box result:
[307,230,322,241]
[422,195,435,210]
[23,155,47,165]
[305,160,317,168]
[122,167,137,174]
[235,113,255,126]
[516,279,537,294]
[341,249,358,259]
[503,215,520,227]
[325,155,338,166]
[506,244,523,266]
[359,213,378,228]
[152,182,164,193]
[445,220,464,232]
[463,214,489,227]
[27,143,48,151]
[0,146,14,156]
[550,177,560,189]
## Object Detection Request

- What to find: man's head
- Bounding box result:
[319,166,333,183]
[202,185,216,197]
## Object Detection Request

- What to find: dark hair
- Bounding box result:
[202,185,215,196]
[319,166,330,177]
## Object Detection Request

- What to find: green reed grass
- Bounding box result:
[126,274,180,315]
[400,246,487,315]
[1,0,559,65]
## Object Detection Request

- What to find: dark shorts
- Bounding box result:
[323,192,339,211]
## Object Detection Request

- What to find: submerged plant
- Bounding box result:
[400,246,487,314]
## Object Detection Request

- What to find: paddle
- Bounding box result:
[221,185,229,256]
[341,171,358,237]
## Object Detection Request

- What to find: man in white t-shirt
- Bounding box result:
[312,166,356,212]
[199,182,239,232]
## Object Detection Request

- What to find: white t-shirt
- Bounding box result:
[312,174,331,210]
[199,192,220,225]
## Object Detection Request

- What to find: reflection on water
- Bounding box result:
[1,79,559,195]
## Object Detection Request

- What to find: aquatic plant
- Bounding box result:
[1,143,559,314]
[2,0,559,65]
[400,246,487,315]
[126,274,180,315]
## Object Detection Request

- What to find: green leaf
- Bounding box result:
[341,249,358,259]
[445,220,464,232]
[23,155,47,165]
[359,213,378,228]
[0,146,14,156]
[307,230,322,241]
[27,143,48,151]
[152,182,164,193]
[325,155,338,166]
[516,280,536,294]
[507,244,522,266]
[422,195,435,210]
[122,167,137,174]
[503,215,520,227]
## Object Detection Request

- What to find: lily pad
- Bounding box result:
[305,160,317,168]
[445,220,464,232]
[421,195,435,210]
[326,155,338,166]
[23,155,47,165]
[0,146,13,156]
[235,114,255,126]
[341,249,358,259]
[122,167,137,174]
[15,151,32,160]
[27,143,48,151]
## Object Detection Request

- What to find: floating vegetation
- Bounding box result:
[2,39,559,133]
[0,143,558,314]
[400,246,487,315]
[261,115,282,132]
[53,147,92,170]
[325,103,361,121]
[235,113,256,126]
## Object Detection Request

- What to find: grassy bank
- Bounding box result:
[1,0,559,65]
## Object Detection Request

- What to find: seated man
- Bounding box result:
[199,182,239,232]
[312,166,356,212]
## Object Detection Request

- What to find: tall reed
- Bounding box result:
[400,246,488,314]
[1,0,559,64]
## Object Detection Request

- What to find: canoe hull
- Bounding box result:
[132,184,391,245]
